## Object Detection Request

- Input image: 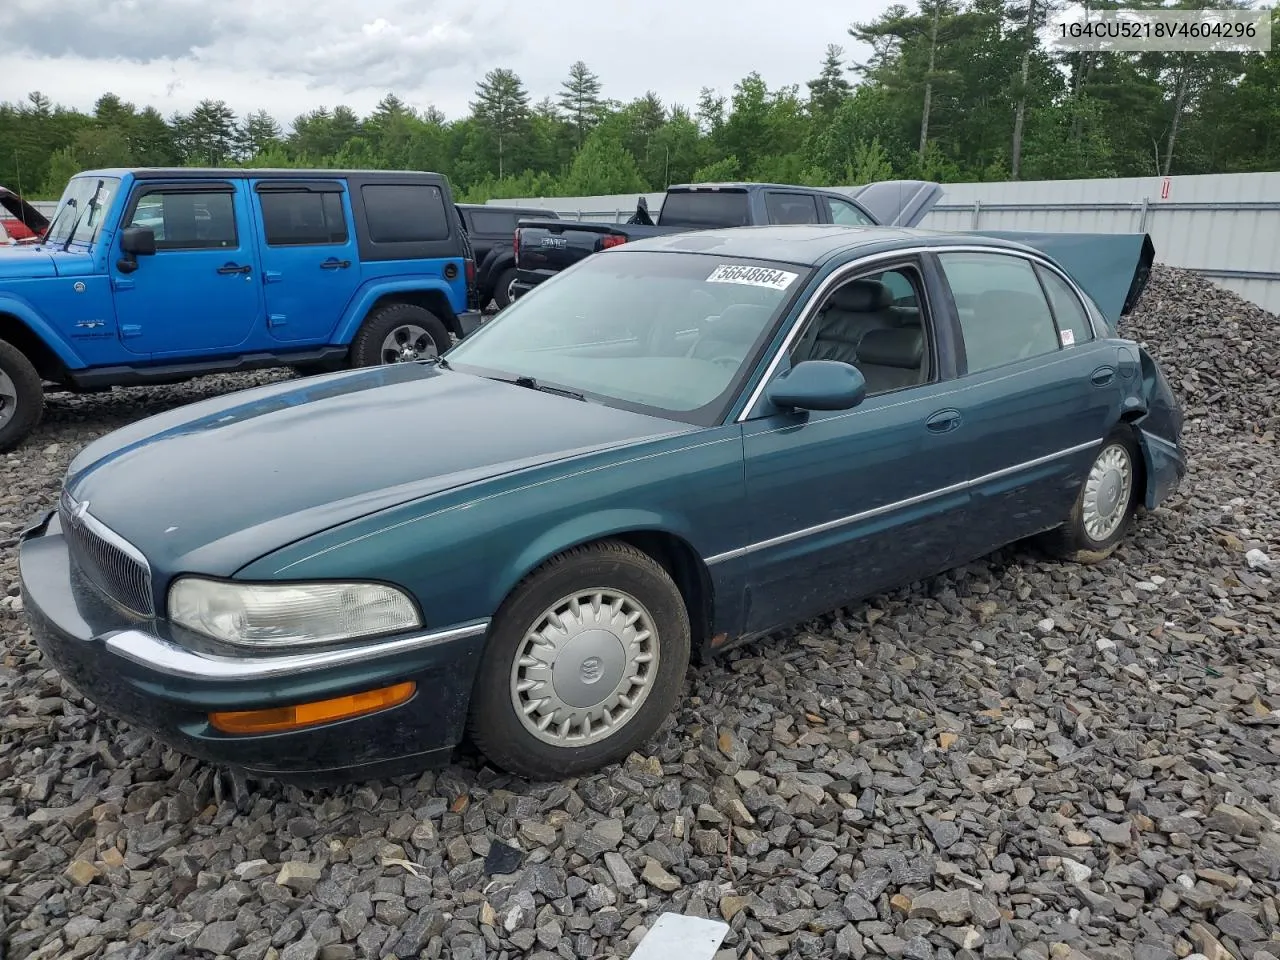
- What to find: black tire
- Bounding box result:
[467,540,691,780]
[492,267,518,310]
[1038,425,1143,564]
[0,338,45,454]
[349,303,451,368]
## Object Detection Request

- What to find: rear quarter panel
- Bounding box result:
[235,427,749,635]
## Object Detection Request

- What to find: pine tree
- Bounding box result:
[557,61,605,146]
[807,44,853,117]
[471,68,531,179]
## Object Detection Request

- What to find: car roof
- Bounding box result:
[74,168,448,182]
[616,224,1041,267]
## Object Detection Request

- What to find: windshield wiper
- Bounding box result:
[42,198,74,248]
[62,180,105,252]
[511,375,587,402]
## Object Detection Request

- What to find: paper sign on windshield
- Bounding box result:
[706,264,799,290]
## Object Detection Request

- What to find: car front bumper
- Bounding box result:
[18,508,490,785]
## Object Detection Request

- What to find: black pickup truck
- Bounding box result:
[457,203,559,309]
[512,180,942,299]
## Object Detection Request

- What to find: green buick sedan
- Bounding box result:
[19,224,1184,784]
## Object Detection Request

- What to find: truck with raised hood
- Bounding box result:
[511,179,945,299]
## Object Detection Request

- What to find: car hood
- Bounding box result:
[0,245,58,279]
[65,364,694,576]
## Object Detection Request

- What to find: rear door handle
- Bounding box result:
[1090,365,1116,386]
[925,408,962,434]
[217,262,252,275]
[320,258,351,270]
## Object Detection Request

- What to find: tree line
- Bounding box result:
[2,0,1277,203]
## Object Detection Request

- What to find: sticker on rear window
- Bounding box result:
[1060,328,1075,346]
[706,264,798,290]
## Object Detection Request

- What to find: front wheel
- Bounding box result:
[0,339,45,454]
[1038,426,1142,563]
[349,303,452,368]
[467,540,691,780]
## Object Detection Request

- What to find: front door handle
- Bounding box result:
[1090,365,1116,386]
[320,258,351,270]
[217,262,252,276]
[925,408,962,434]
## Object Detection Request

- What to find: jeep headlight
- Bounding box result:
[168,577,422,648]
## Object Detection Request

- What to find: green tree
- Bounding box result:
[557,61,606,146]
[471,68,531,179]
[807,44,853,118]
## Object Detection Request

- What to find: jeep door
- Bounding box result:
[252,179,363,343]
[111,179,265,358]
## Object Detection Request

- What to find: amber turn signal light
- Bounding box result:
[209,681,416,735]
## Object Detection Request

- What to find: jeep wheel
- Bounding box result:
[0,339,44,453]
[350,303,451,368]
[493,268,518,310]
[467,540,691,780]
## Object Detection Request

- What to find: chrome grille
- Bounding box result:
[59,491,155,617]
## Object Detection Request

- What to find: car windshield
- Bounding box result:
[444,250,809,425]
[44,175,120,247]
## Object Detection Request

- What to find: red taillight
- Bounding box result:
[600,235,626,250]
[465,258,475,283]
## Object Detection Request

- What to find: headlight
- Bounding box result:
[168,577,422,648]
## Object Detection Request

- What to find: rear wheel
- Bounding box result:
[1038,425,1142,563]
[492,267,518,310]
[467,540,691,780]
[350,303,451,368]
[0,339,44,453]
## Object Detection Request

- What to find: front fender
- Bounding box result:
[0,293,86,368]
[333,278,462,344]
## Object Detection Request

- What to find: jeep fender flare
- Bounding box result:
[333,278,462,344]
[0,294,86,369]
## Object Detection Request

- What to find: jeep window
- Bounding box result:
[45,175,121,246]
[658,191,750,228]
[127,190,238,249]
[363,184,450,243]
[259,190,349,246]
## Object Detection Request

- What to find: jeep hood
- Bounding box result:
[65,364,692,575]
[0,245,58,279]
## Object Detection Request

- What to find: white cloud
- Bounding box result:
[0,0,885,128]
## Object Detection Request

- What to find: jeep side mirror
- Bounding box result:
[118,226,156,273]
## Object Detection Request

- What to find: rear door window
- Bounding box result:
[938,252,1061,373]
[259,190,349,246]
[765,192,821,224]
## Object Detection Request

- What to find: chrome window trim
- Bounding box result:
[705,437,1101,565]
[103,618,491,681]
[735,242,1104,424]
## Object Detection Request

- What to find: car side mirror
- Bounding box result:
[117,225,156,273]
[767,360,867,412]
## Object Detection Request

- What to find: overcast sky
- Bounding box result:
[0,0,888,128]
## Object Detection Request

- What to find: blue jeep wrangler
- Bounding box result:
[0,167,482,451]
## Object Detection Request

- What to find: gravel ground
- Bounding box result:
[2,264,1279,960]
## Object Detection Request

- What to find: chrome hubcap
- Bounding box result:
[506,277,517,303]
[510,588,659,747]
[380,324,437,364]
[1082,443,1133,541]
[0,369,15,428]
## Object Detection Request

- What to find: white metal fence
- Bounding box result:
[490,172,1280,314]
